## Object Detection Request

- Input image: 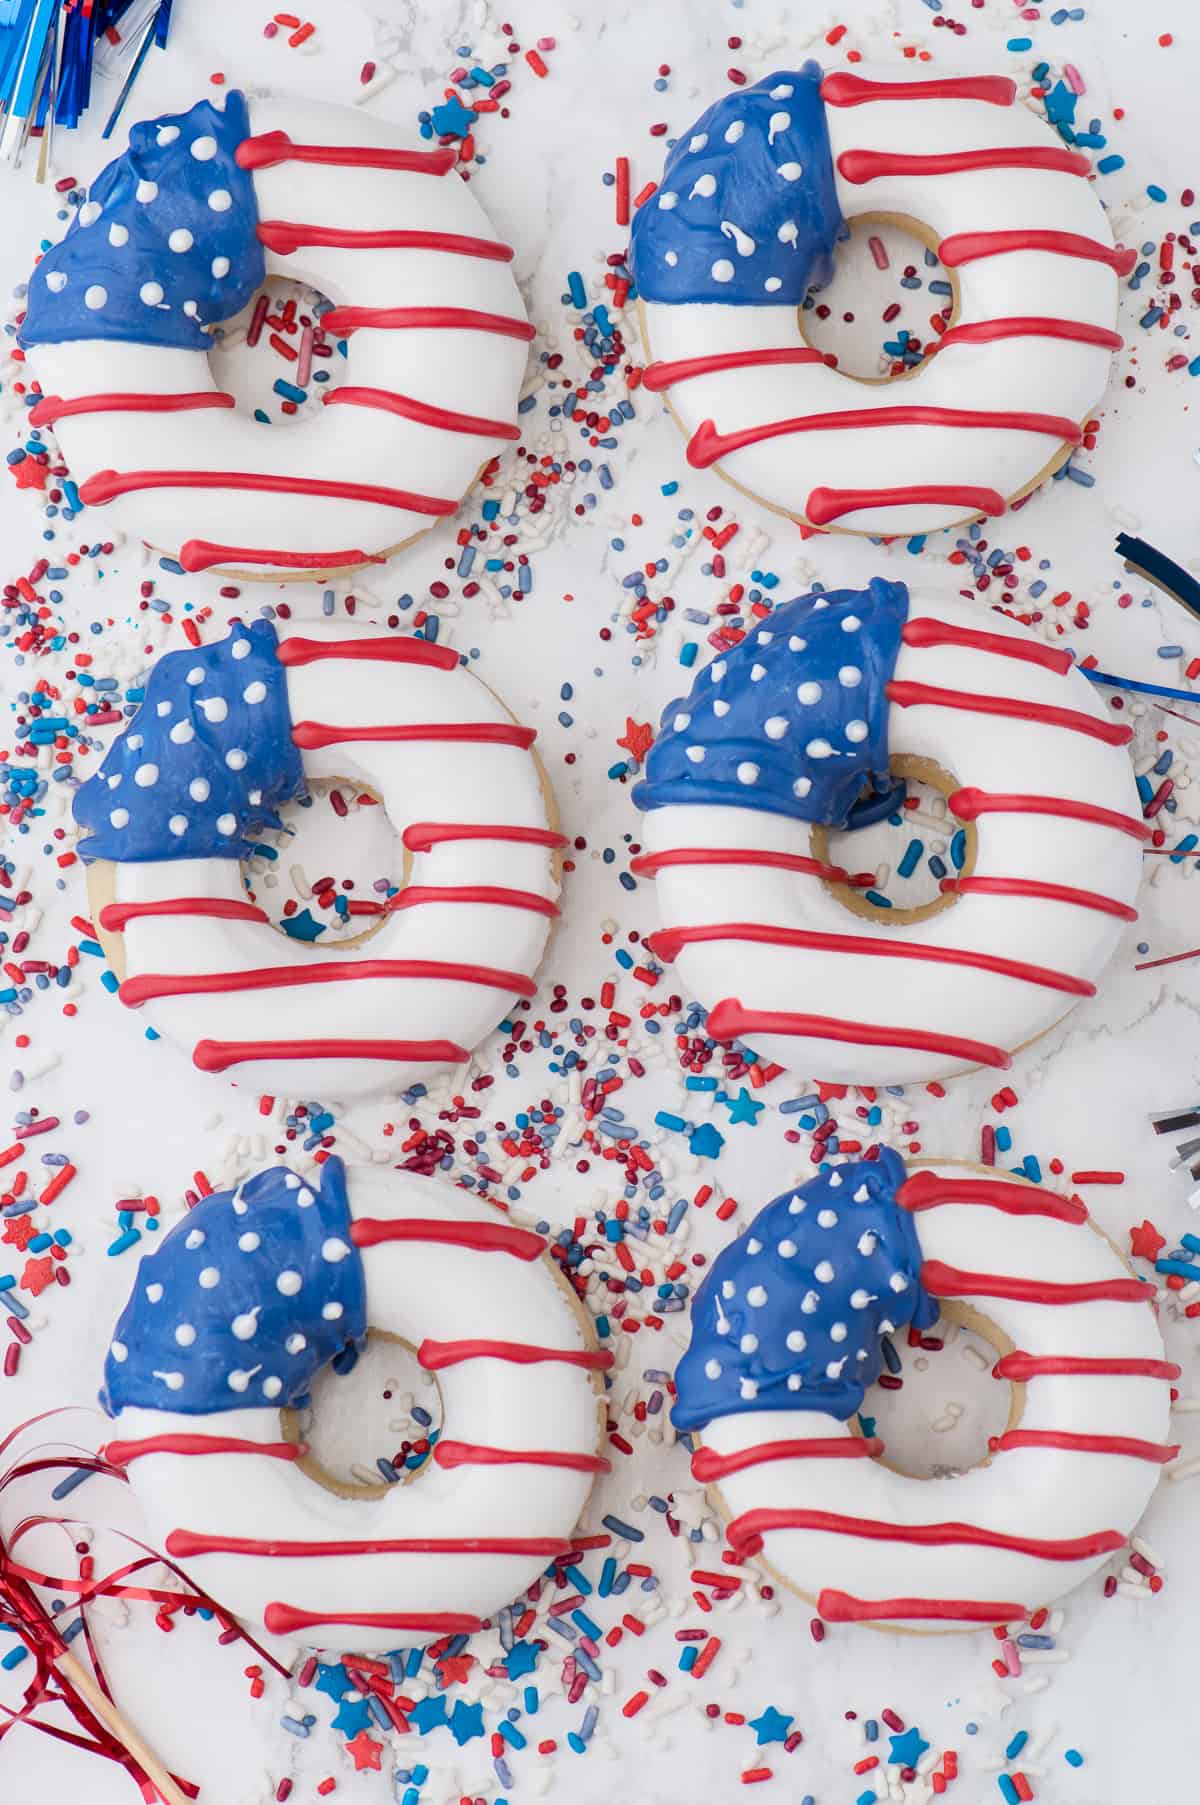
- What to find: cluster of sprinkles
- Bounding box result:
[0,9,1197,1805]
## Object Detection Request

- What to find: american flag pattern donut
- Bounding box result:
[631,66,1133,537]
[673,1149,1177,1631]
[100,1157,610,1653]
[19,91,531,578]
[74,619,562,1102]
[633,578,1143,1085]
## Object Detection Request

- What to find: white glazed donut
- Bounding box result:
[76,619,562,1101]
[631,66,1133,536]
[19,90,531,578]
[100,1157,609,1652]
[633,579,1143,1085]
[672,1150,1178,1632]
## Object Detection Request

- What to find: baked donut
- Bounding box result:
[100,1156,610,1652]
[673,1149,1178,1631]
[19,90,531,578]
[631,65,1133,536]
[75,619,562,1101]
[633,578,1144,1085]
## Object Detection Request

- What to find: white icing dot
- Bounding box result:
[746,1284,768,1307]
[322,1301,344,1322]
[198,696,227,724]
[231,1310,259,1341]
[243,681,266,705]
[721,1281,736,1300]
[858,1231,878,1255]
[770,84,794,99]
[174,1323,196,1347]
[801,1290,819,1313]
[106,775,121,790]
[767,111,791,143]
[747,1239,762,1255]
[839,666,863,687]
[169,720,195,745]
[286,1333,307,1355]
[778,221,798,246]
[845,719,869,744]
[806,738,833,759]
[156,1371,184,1391]
[198,1266,220,1288]
[231,637,251,659]
[689,133,708,151]
[710,661,727,682]
[712,699,730,718]
[814,1260,835,1283]
[778,162,803,181]
[690,173,717,199]
[45,271,67,293]
[793,777,812,799]
[275,1270,302,1296]
[237,1232,260,1252]
[658,191,678,210]
[850,1289,873,1309]
[185,1229,205,1250]
[739,1333,758,1354]
[777,1239,797,1258]
[710,258,735,283]
[724,119,745,143]
[890,1272,910,1293]
[133,763,158,788]
[817,1209,838,1228]
[685,745,706,764]
[296,1187,315,1208]
[785,1329,806,1352]
[83,285,108,310]
[830,1322,848,1343]
[764,277,782,292]
[788,636,807,653]
[750,663,766,681]
[168,814,188,836]
[190,135,218,161]
[704,1358,722,1380]
[188,777,211,803]
[788,1194,807,1214]
[825,1359,847,1380]
[168,228,194,254]
[321,1238,351,1263]
[182,301,199,318]
[225,747,247,770]
[207,189,232,212]
[740,1378,758,1401]
[136,180,158,203]
[212,256,231,278]
[227,1370,253,1393]
[156,125,180,146]
[140,280,164,306]
[216,813,237,836]
[797,681,822,705]
[145,1284,163,1303]
[664,251,677,267]
[787,1374,802,1391]
[764,716,788,740]
[110,1340,128,1362]
[78,200,102,227]
[673,713,691,733]
[262,1376,283,1400]
[108,224,129,247]
[736,762,759,785]
[155,701,172,717]
[842,614,862,633]
[108,807,129,829]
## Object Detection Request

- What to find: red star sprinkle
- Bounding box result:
[617,717,654,763]
[20,1254,56,1296]
[2,1213,37,1251]
[343,1729,383,1772]
[10,457,48,492]
[436,1653,475,1688]
[1129,1219,1166,1263]
[814,1082,848,1104]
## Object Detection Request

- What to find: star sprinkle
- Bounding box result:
[313,1661,351,1702]
[280,907,327,942]
[1130,1219,1166,1262]
[408,1695,448,1734]
[344,1729,383,1772]
[889,1726,930,1768]
[617,716,655,762]
[688,1122,725,1159]
[20,1254,55,1296]
[503,1639,540,1679]
[10,456,48,492]
[436,1653,475,1689]
[724,1086,765,1127]
[748,1706,793,1746]
[2,1213,38,1252]
[330,1696,373,1739]
[431,96,476,138]
[448,1699,485,1746]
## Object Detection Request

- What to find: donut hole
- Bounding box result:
[242,777,405,949]
[282,1329,443,1500]
[863,1302,1020,1482]
[812,754,977,925]
[799,213,956,383]
[207,274,349,430]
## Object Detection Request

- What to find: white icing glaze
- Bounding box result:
[643,68,1126,535]
[640,595,1142,1084]
[104,1164,605,1653]
[697,1162,1173,1627]
[104,621,560,1100]
[29,98,529,575]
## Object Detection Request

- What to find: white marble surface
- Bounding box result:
[1,0,1199,1800]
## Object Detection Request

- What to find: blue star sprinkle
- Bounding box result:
[889,1726,930,1768]
[749,1706,793,1746]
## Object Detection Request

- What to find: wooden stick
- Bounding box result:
[56,1649,192,1805]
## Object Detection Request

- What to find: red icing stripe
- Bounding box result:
[276,635,458,670]
[821,72,1017,107]
[403,821,567,853]
[807,484,1004,527]
[727,1508,1124,1563]
[30,391,235,427]
[934,316,1123,353]
[323,305,535,342]
[941,875,1138,922]
[434,1441,611,1474]
[939,229,1137,276]
[991,1429,1179,1464]
[691,1438,883,1482]
[630,848,848,881]
[704,1000,1011,1071]
[168,1530,569,1559]
[99,898,270,932]
[236,132,457,175]
[899,1171,1087,1224]
[838,145,1091,185]
[818,1589,1022,1625]
[921,1259,1152,1306]
[120,957,536,1008]
[80,468,458,518]
[886,679,1133,746]
[293,720,536,752]
[350,1217,547,1260]
[419,1337,612,1372]
[180,542,382,574]
[949,786,1151,841]
[264,1604,483,1636]
[689,406,1078,470]
[257,221,513,260]
[995,1352,1181,1383]
[194,1037,467,1072]
[387,885,559,918]
[323,387,521,441]
[902,617,1073,673]
[648,923,1092,998]
[105,1434,305,1466]
[641,347,825,392]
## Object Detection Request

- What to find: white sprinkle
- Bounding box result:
[830,1322,848,1343]
[296,1188,315,1208]
[712,699,730,718]
[168,228,194,254]
[711,258,735,282]
[721,1281,736,1300]
[788,1195,807,1214]
[140,281,164,306]
[275,1270,302,1296]
[190,135,218,161]
[227,1370,253,1394]
[825,1359,847,1380]
[664,251,677,267]
[83,285,108,310]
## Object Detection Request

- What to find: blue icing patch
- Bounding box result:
[20,92,263,353]
[101,1157,367,1418]
[630,66,842,307]
[73,617,303,864]
[672,1149,935,1432]
[633,578,909,828]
